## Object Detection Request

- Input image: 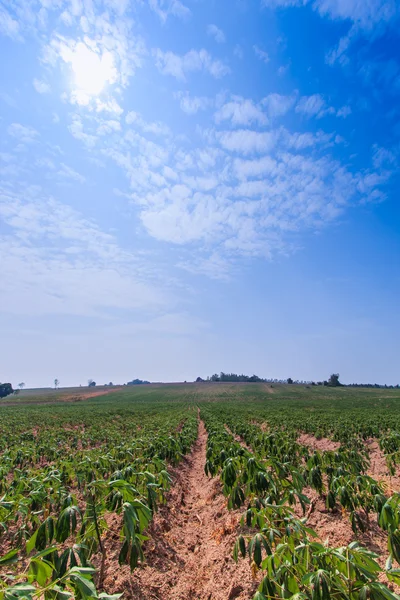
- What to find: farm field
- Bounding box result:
[1,383,400,599]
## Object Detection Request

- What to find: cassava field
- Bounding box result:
[2,383,400,600]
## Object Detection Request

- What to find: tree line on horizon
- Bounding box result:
[196,372,399,389]
[1,372,399,399]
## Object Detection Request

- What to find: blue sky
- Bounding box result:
[1,0,399,387]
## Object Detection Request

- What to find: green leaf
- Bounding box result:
[44,586,73,600]
[25,530,38,555]
[69,573,97,600]
[367,582,400,600]
[118,540,129,566]
[3,584,36,599]
[28,558,53,587]
[0,549,18,566]
[386,569,400,584]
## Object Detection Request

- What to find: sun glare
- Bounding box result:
[70,42,116,96]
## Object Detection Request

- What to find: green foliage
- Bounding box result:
[0,392,198,598]
[1,382,400,599]
[0,384,13,399]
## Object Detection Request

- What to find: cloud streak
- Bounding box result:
[153,48,230,80]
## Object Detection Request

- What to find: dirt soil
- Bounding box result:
[63,388,124,401]
[101,420,259,600]
[2,388,124,406]
[224,425,252,453]
[297,433,341,453]
[262,384,276,394]
[366,438,400,495]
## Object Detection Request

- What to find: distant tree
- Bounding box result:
[328,373,342,387]
[0,383,14,398]
[196,377,204,382]
[287,378,293,384]
[18,382,25,390]
[88,380,96,387]
[108,382,113,386]
[127,379,150,385]
[208,372,264,383]
[54,378,60,389]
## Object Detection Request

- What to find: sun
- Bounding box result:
[69,42,116,96]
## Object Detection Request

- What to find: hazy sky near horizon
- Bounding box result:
[1,0,399,388]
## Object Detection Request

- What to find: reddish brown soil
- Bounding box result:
[294,488,399,590]
[100,420,259,600]
[262,384,276,394]
[63,388,124,401]
[2,388,123,406]
[366,439,400,494]
[224,425,252,453]
[297,433,341,453]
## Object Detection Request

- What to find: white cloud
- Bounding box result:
[35,157,55,171]
[95,98,124,116]
[0,8,21,40]
[148,0,191,22]
[336,105,352,118]
[325,31,353,66]
[174,91,212,114]
[282,129,334,149]
[4,0,387,274]
[278,64,290,76]
[253,45,270,64]
[262,0,399,64]
[0,185,170,317]
[69,115,98,148]
[214,96,268,126]
[218,130,277,154]
[126,111,170,136]
[262,0,398,29]
[372,145,397,169]
[33,79,51,94]
[154,48,230,80]
[314,0,397,29]
[96,119,122,135]
[8,123,39,144]
[262,93,297,118]
[57,163,86,184]
[56,97,394,270]
[233,155,279,180]
[207,24,226,43]
[295,94,335,118]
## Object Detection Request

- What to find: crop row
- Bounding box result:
[0,403,198,599]
[201,404,400,600]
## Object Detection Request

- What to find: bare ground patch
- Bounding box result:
[297,433,341,453]
[224,425,252,453]
[262,384,276,394]
[293,488,397,591]
[100,420,258,600]
[366,438,400,495]
[62,388,124,401]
